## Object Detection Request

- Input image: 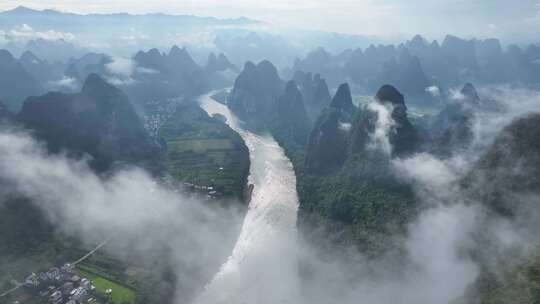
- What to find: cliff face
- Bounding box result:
[17,74,158,170]
[228,60,284,128]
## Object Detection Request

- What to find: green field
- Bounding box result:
[159,103,249,200]
[77,266,137,304]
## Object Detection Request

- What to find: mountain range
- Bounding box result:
[292,34,540,103]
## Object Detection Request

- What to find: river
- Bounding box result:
[196,92,300,304]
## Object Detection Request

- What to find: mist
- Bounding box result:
[295,85,540,304]
[0,129,244,303]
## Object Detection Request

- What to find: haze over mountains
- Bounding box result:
[2,3,540,304]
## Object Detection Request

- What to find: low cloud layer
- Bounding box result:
[0,130,244,302]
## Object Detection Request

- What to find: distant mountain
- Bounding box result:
[127,46,208,107]
[0,49,43,111]
[134,46,204,88]
[291,47,346,88]
[65,52,110,82]
[228,60,284,128]
[135,46,201,76]
[19,50,66,85]
[292,71,331,120]
[23,38,89,63]
[0,6,259,29]
[297,34,540,100]
[17,74,158,170]
[205,52,237,73]
[374,52,432,99]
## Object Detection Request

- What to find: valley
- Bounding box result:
[2,3,540,304]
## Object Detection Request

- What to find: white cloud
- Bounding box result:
[104,57,138,86]
[338,122,352,131]
[136,67,160,75]
[48,76,78,90]
[367,101,395,155]
[7,23,75,41]
[105,57,135,77]
[425,86,441,97]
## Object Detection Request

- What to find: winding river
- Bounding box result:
[196,92,300,304]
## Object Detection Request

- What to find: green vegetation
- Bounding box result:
[73,253,140,304]
[77,267,137,304]
[480,248,540,304]
[160,103,249,200]
[273,115,418,256]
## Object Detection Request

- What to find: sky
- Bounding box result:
[0,0,540,42]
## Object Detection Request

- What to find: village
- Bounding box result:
[10,263,106,304]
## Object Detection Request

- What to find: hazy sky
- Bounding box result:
[1,0,540,42]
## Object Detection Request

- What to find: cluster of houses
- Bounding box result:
[21,264,97,304]
[143,97,181,137]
